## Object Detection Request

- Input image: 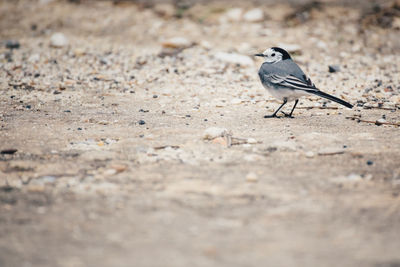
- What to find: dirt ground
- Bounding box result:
[1,0,400,266]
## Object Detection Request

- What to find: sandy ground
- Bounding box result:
[1,1,400,266]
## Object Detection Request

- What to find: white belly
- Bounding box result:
[263,84,308,102]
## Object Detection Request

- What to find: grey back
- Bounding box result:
[259,59,307,82]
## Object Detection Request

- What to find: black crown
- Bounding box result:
[271,47,291,60]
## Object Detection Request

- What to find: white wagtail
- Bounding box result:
[255,47,353,118]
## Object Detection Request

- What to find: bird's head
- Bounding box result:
[254,47,291,63]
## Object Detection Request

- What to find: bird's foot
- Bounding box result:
[281,111,294,118]
[263,114,280,119]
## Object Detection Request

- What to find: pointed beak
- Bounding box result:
[254,53,264,57]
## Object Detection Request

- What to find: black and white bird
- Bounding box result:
[255,47,353,118]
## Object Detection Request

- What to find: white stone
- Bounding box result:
[225,8,243,22]
[50,33,68,48]
[305,151,315,158]
[346,173,363,181]
[203,127,228,140]
[103,169,117,176]
[246,172,258,182]
[243,8,264,22]
[214,52,253,66]
[162,37,192,49]
[376,118,387,125]
[247,138,258,144]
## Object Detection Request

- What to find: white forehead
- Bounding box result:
[263,48,280,56]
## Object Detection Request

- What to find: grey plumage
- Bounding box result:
[255,47,353,118]
[259,59,306,84]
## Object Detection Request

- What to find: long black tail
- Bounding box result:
[309,90,353,109]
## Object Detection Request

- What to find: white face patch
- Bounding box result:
[262,48,283,63]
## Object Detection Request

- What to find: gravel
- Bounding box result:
[0,1,399,267]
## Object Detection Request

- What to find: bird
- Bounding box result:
[254,47,353,118]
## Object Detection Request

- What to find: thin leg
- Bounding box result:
[282,99,299,118]
[264,99,287,118]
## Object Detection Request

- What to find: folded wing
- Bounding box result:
[266,74,318,92]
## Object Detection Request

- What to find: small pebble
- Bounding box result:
[111,164,128,173]
[305,151,315,158]
[6,40,20,49]
[100,58,110,65]
[346,173,363,181]
[247,138,257,144]
[103,169,117,176]
[328,65,341,73]
[375,118,387,126]
[50,32,68,48]
[224,8,243,22]
[246,172,258,182]
[243,8,264,22]
[162,37,192,49]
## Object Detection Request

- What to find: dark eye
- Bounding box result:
[271,53,276,57]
